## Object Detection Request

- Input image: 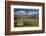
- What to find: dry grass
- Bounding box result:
[14,17,39,27]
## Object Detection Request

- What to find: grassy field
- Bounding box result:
[14,17,39,27]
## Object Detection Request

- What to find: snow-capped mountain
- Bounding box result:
[14,11,26,15]
[14,11,38,15]
[28,12,38,15]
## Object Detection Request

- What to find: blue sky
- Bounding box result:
[14,8,39,13]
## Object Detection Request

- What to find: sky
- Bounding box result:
[14,8,39,13]
[14,8,39,15]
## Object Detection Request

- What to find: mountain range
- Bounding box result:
[14,11,38,15]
